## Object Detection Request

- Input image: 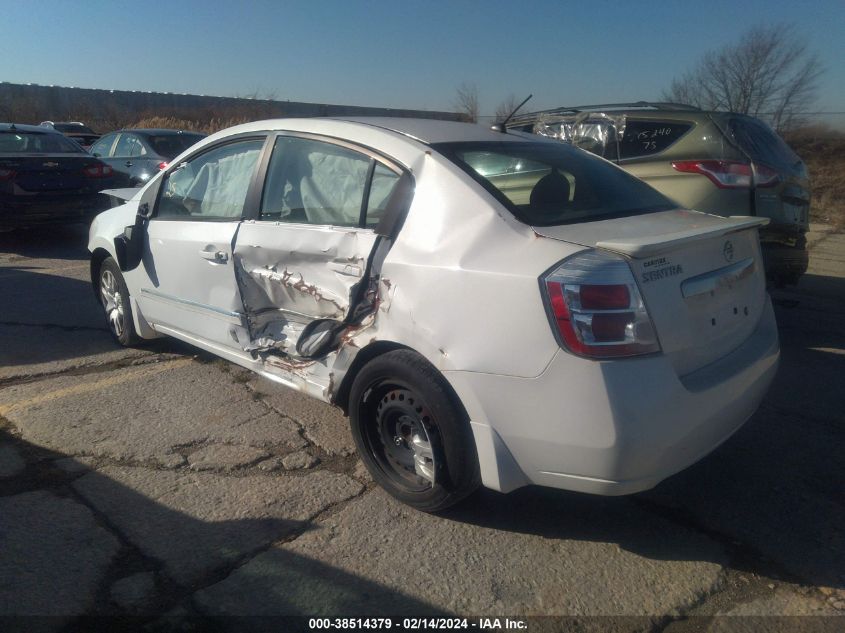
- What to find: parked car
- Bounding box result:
[90,129,206,187]
[0,123,122,228]
[88,118,779,511]
[40,121,100,149]
[507,102,810,285]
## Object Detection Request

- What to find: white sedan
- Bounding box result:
[89,118,779,511]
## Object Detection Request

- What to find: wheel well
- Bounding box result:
[90,248,111,299]
[333,340,410,415]
[332,341,471,430]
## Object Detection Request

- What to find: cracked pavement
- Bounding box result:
[0,224,843,630]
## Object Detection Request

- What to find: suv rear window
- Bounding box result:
[728,117,800,169]
[433,141,674,226]
[53,123,97,135]
[618,120,692,159]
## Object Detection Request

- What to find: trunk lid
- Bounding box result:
[1,154,105,193]
[534,209,769,376]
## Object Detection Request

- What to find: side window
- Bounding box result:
[90,135,115,158]
[619,121,692,159]
[365,163,401,227]
[728,118,799,169]
[157,139,264,220]
[261,136,371,226]
[114,134,145,158]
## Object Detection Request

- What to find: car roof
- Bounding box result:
[205,117,538,147]
[331,117,532,144]
[0,122,63,134]
[117,129,207,135]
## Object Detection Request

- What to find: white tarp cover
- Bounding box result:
[533,112,627,158]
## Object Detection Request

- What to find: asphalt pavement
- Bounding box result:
[0,224,842,631]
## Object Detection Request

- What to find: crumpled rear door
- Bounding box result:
[231,133,407,356]
[233,223,378,353]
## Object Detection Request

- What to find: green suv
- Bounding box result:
[507,102,810,285]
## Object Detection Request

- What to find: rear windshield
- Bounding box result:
[728,117,801,169]
[433,141,675,226]
[0,131,84,154]
[146,133,206,159]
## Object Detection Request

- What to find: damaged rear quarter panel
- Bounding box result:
[341,152,573,380]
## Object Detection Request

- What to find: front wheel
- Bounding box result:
[349,350,480,512]
[98,257,140,346]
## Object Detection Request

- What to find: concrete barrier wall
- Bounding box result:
[0,82,462,130]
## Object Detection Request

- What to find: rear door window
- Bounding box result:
[618,120,692,159]
[113,134,145,158]
[260,135,401,228]
[90,134,116,158]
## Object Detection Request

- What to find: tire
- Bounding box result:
[98,257,140,346]
[349,349,480,512]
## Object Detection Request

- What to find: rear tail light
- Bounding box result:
[83,164,113,178]
[157,161,169,170]
[542,250,660,359]
[672,160,752,189]
[0,168,15,181]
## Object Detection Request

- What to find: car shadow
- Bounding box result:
[0,265,176,370]
[0,429,443,630]
[0,224,92,261]
[443,287,844,592]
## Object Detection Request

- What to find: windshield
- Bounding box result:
[0,131,84,154]
[433,141,675,226]
[146,133,206,159]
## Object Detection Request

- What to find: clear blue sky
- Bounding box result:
[1,0,842,122]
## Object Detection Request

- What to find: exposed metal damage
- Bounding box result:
[226,222,394,400]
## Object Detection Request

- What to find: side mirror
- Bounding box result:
[113,224,140,272]
[137,202,153,219]
[296,318,344,358]
[112,180,160,272]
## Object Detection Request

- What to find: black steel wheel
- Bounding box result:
[349,349,479,512]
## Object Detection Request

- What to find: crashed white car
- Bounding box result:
[89,118,779,511]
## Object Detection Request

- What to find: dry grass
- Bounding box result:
[785,126,845,231]
[129,116,254,135]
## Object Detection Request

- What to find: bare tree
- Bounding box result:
[494,94,520,123]
[454,82,479,123]
[664,24,823,131]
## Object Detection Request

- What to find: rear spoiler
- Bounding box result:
[596,216,769,258]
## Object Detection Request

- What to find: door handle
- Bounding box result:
[125,161,133,167]
[199,249,229,263]
[328,262,362,276]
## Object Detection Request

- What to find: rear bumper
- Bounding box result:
[0,193,110,227]
[447,296,780,495]
[760,232,808,284]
